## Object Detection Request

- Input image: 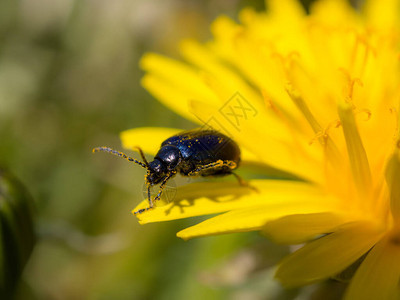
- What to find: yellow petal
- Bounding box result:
[266,0,305,20]
[189,100,323,183]
[364,0,400,29]
[179,40,264,110]
[141,74,199,123]
[310,0,358,27]
[134,180,328,224]
[345,236,400,300]
[262,212,352,244]
[140,53,224,123]
[275,221,384,287]
[121,127,182,155]
[209,15,241,61]
[213,28,300,122]
[141,53,218,104]
[176,195,339,240]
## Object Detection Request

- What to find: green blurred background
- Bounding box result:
[0,0,349,299]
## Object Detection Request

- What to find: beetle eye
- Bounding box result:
[148,160,163,173]
[146,159,168,185]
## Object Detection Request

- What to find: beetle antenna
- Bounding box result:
[93,147,148,169]
[133,146,149,167]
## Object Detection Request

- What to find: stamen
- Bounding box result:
[350,34,376,77]
[389,107,400,145]
[262,89,323,165]
[355,109,372,121]
[309,120,341,145]
[386,150,400,225]
[338,69,363,104]
[262,89,298,129]
[271,51,301,78]
[348,78,364,101]
[262,90,280,114]
[287,51,301,68]
[308,131,326,146]
[285,84,321,133]
[338,102,372,194]
[285,84,343,164]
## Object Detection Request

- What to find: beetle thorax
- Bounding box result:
[155,145,182,171]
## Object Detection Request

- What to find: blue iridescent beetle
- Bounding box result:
[94,129,248,214]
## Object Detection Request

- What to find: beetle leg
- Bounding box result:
[154,171,176,202]
[147,185,153,208]
[133,172,177,214]
[231,172,259,192]
[187,160,237,176]
[133,207,153,214]
[133,186,153,214]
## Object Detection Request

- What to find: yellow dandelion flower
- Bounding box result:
[121,0,400,298]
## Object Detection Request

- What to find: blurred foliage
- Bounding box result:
[0,0,352,299]
[0,168,36,298]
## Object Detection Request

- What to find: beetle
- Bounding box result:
[93,129,249,214]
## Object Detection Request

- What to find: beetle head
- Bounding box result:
[146,159,168,185]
